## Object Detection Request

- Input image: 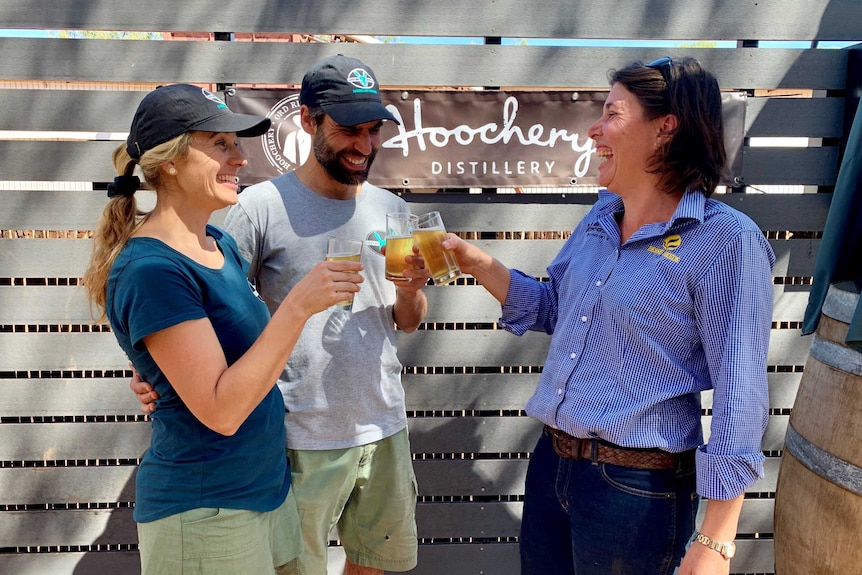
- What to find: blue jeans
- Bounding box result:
[520,431,698,575]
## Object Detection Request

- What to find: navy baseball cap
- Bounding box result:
[127,84,271,160]
[299,54,399,127]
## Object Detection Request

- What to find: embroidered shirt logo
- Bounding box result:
[585,222,607,239]
[648,234,682,263]
[663,234,681,251]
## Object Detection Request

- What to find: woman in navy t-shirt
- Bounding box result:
[84,84,364,574]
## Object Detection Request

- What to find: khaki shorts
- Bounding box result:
[137,488,302,575]
[288,428,418,573]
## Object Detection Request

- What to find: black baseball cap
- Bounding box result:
[299,54,399,127]
[126,84,271,160]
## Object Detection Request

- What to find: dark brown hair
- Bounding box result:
[609,57,726,197]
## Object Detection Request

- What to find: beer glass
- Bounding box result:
[413,211,462,286]
[385,212,417,282]
[326,237,363,310]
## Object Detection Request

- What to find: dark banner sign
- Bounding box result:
[227,89,745,189]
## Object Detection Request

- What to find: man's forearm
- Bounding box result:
[393,288,427,333]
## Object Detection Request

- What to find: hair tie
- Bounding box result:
[106,175,141,198]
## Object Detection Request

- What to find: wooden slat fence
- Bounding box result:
[1,1,860,573]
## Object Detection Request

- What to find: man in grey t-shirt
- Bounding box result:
[228,55,429,575]
[133,55,428,575]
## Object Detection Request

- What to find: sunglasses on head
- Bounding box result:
[647,56,673,87]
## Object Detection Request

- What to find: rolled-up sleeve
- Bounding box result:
[694,229,775,499]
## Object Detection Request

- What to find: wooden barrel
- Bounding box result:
[774,282,862,574]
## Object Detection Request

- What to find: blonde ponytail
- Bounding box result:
[83,133,192,323]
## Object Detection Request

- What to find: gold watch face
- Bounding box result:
[723,541,736,559]
[696,532,736,559]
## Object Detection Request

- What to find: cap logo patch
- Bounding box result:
[347,68,377,93]
[201,88,228,109]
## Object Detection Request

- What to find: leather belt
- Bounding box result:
[544,425,693,470]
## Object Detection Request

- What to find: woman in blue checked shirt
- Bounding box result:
[443,57,774,575]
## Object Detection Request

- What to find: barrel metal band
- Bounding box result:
[822,283,860,324]
[784,424,862,497]
[809,334,862,376]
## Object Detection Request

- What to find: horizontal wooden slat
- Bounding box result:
[412,540,774,575]
[0,508,137,548]
[0,39,850,90]
[411,512,774,575]
[0,539,781,575]
[0,469,777,539]
[0,465,780,574]
[409,417,542,454]
[0,328,812,372]
[419,285,811,323]
[1,0,859,40]
[407,192,833,233]
[0,89,846,140]
[0,428,780,496]
[0,458,780,503]
[398,329,812,368]
[0,235,824,281]
[0,286,97,324]
[741,146,840,186]
[731,539,777,574]
[770,238,821,278]
[745,96,846,138]
[0,378,142,417]
[0,142,844,187]
[416,498,778,539]
[415,456,782,496]
[0,371,802,417]
[0,422,150,461]
[407,372,805,413]
[415,459,526,497]
[0,552,142,574]
[0,417,537,460]
[0,141,841,188]
[0,89,148,132]
[709,193,831,232]
[0,140,118,182]
[0,238,106,278]
[0,282,812,325]
[0,190,832,233]
[0,466,137,505]
[0,461,526,507]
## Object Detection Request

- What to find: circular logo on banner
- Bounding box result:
[262,94,311,174]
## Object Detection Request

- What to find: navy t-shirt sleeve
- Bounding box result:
[112,255,209,350]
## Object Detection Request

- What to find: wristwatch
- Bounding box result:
[694,532,736,559]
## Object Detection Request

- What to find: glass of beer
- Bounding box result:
[326,237,363,310]
[385,212,417,282]
[413,211,462,286]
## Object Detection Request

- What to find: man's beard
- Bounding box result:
[313,131,377,186]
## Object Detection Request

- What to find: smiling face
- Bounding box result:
[311,115,382,186]
[171,131,247,209]
[587,83,667,194]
